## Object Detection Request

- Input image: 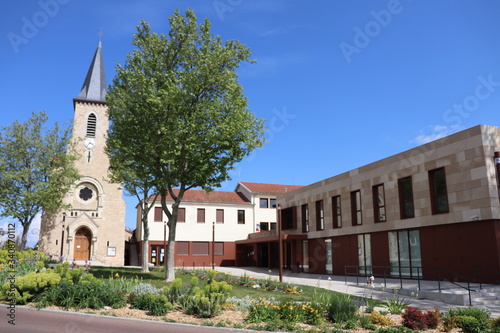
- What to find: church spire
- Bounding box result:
[75,41,107,103]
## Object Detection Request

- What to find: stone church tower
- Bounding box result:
[39,42,125,266]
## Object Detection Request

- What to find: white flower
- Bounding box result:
[252,284,260,289]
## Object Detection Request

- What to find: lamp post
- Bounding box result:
[277,205,283,282]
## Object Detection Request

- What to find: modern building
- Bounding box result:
[238,125,500,281]
[134,182,302,267]
[39,42,126,266]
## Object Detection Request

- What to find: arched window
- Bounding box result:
[86,113,96,137]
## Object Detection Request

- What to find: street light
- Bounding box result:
[277,204,283,282]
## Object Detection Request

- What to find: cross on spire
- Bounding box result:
[98,28,104,42]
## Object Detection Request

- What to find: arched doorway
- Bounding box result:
[74,227,92,260]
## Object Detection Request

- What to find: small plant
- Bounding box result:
[130,292,173,316]
[442,316,458,332]
[359,315,377,330]
[383,294,411,314]
[342,320,357,330]
[402,306,441,330]
[364,295,378,313]
[131,283,160,296]
[368,311,393,326]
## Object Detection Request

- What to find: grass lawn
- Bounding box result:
[91,266,336,303]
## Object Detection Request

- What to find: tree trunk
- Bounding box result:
[20,221,30,250]
[142,239,149,272]
[165,219,177,282]
[141,214,150,272]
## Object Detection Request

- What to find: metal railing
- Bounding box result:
[344,265,476,305]
[474,265,500,289]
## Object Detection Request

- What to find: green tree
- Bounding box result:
[0,111,80,250]
[107,161,158,272]
[106,9,265,281]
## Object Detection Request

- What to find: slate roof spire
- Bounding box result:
[75,41,107,103]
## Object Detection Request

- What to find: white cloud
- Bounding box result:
[412,125,461,145]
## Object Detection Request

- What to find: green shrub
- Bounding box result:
[0,270,61,304]
[182,280,232,318]
[163,278,185,303]
[130,293,173,316]
[490,317,500,329]
[36,281,126,309]
[456,316,484,333]
[445,307,490,332]
[319,292,359,323]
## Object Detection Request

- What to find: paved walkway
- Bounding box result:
[214,267,500,318]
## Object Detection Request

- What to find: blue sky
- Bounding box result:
[2,0,500,246]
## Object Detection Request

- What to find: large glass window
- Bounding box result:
[351,190,362,225]
[398,177,415,219]
[301,204,309,233]
[389,230,422,278]
[326,239,333,274]
[373,184,386,222]
[358,234,372,275]
[316,200,324,230]
[429,167,449,214]
[332,195,342,228]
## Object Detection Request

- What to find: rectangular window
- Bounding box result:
[358,234,372,275]
[154,207,163,222]
[214,242,224,256]
[429,167,449,214]
[373,184,386,222]
[270,199,277,208]
[197,208,205,223]
[260,222,269,231]
[301,204,309,233]
[178,207,185,223]
[316,200,324,231]
[398,177,415,219]
[216,209,224,223]
[351,190,362,225]
[176,241,189,255]
[388,230,422,278]
[260,198,268,208]
[192,242,209,255]
[331,195,341,228]
[237,210,245,224]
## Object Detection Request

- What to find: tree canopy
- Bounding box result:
[0,111,80,249]
[106,9,265,281]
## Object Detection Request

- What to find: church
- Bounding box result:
[39,42,126,266]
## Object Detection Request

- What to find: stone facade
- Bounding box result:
[39,43,125,266]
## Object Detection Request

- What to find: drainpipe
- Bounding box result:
[495,152,500,206]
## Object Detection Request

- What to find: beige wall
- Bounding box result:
[40,101,125,266]
[279,125,500,239]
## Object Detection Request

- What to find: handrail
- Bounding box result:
[344,265,476,305]
[474,265,500,289]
